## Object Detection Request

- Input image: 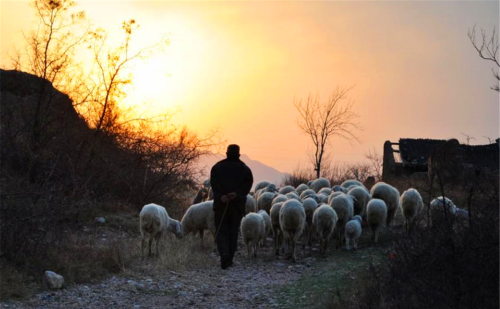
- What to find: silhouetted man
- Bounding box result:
[210,144,253,269]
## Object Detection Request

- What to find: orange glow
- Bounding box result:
[1,1,498,173]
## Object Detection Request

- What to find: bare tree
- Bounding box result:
[294,86,360,179]
[461,132,476,145]
[468,25,500,92]
[78,20,169,137]
[365,148,383,181]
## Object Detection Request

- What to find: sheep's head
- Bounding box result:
[173,221,183,239]
[332,185,343,192]
[353,215,362,223]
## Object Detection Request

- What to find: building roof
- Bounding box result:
[398,138,447,167]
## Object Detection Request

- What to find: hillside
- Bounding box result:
[197,153,285,187]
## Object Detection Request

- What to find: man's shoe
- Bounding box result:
[221,254,230,270]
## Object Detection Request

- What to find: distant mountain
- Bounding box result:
[197,153,285,189]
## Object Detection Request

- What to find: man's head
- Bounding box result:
[226,144,240,159]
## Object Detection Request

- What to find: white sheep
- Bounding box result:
[285,192,301,201]
[240,213,266,259]
[329,194,355,249]
[258,210,272,247]
[270,202,284,255]
[332,185,347,193]
[302,197,319,249]
[245,194,257,214]
[181,201,216,248]
[328,191,345,205]
[317,193,329,204]
[140,203,182,259]
[258,191,278,214]
[279,199,306,262]
[299,189,316,200]
[370,182,400,227]
[279,185,297,195]
[400,188,424,235]
[345,215,362,250]
[348,186,371,217]
[192,187,209,205]
[312,178,331,193]
[318,187,333,196]
[366,198,387,243]
[203,179,211,189]
[255,183,278,202]
[254,180,271,193]
[272,194,288,206]
[296,183,309,196]
[312,204,338,254]
[341,179,364,189]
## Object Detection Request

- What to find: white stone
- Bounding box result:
[94,217,106,224]
[43,271,64,290]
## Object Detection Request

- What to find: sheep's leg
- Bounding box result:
[199,229,205,248]
[274,229,279,256]
[346,238,350,251]
[354,239,358,251]
[291,238,297,263]
[141,237,146,260]
[148,237,153,257]
[154,232,162,257]
[254,241,258,258]
[246,241,251,259]
[374,230,379,243]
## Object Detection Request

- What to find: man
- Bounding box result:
[210,144,253,269]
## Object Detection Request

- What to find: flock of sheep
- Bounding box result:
[139,178,467,262]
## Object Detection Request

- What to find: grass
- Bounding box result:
[275,217,403,309]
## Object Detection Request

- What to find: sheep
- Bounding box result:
[370,182,400,227]
[285,192,301,201]
[328,191,345,205]
[312,204,338,254]
[329,194,355,249]
[430,196,457,216]
[366,199,387,243]
[300,189,316,200]
[279,185,297,195]
[270,202,284,255]
[181,201,216,248]
[258,191,279,214]
[312,178,331,193]
[317,193,329,204]
[258,210,272,247]
[254,180,271,193]
[245,194,257,214]
[272,194,288,206]
[348,186,371,217]
[203,179,211,189]
[341,179,364,189]
[345,215,362,250]
[240,213,266,259]
[296,184,309,196]
[302,197,319,248]
[400,188,424,235]
[255,183,279,202]
[279,199,306,262]
[429,197,470,230]
[318,187,333,196]
[192,187,209,205]
[140,203,182,259]
[332,185,347,193]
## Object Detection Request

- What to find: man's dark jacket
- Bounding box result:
[210,157,253,212]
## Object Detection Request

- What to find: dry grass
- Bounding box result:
[0,263,36,300]
[124,235,216,278]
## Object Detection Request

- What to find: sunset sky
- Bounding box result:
[1,0,499,173]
